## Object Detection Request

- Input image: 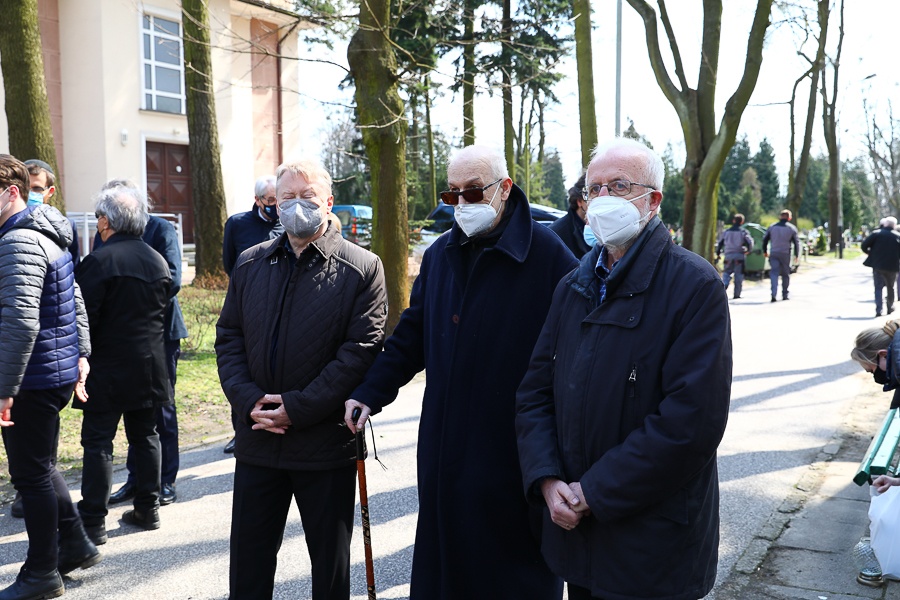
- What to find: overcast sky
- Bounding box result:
[291,1,899,197]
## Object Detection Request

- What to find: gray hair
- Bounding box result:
[886,216,898,229]
[254,175,276,199]
[276,159,332,197]
[95,184,149,236]
[449,145,509,182]
[590,138,664,190]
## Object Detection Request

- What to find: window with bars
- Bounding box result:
[141,14,185,114]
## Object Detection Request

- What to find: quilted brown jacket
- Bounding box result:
[215,224,387,470]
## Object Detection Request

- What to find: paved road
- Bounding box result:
[0,255,881,599]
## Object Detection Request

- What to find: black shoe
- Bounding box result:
[782,294,789,301]
[159,483,176,506]
[733,295,741,300]
[58,524,102,576]
[877,311,883,318]
[83,523,107,546]
[771,296,777,303]
[10,492,23,519]
[122,507,160,531]
[0,567,63,600]
[108,482,136,505]
[889,307,895,315]
[224,437,236,454]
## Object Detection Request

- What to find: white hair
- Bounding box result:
[254,175,276,199]
[590,138,664,190]
[448,145,509,182]
[885,216,898,229]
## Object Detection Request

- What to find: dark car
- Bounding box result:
[412,201,566,256]
[333,204,372,248]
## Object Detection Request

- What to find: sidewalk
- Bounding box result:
[715,379,899,599]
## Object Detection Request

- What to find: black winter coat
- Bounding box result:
[352,187,576,599]
[75,234,173,412]
[517,218,732,600]
[548,208,592,258]
[862,227,900,272]
[216,225,387,470]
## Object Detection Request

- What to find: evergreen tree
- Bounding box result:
[753,138,781,212]
[542,151,567,210]
[719,136,752,198]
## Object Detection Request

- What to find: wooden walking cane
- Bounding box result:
[352,407,377,600]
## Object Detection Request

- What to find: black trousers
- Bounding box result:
[125,340,180,485]
[229,460,356,600]
[78,406,160,525]
[1,384,81,572]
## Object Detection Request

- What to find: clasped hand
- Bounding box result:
[250,394,291,434]
[541,478,592,531]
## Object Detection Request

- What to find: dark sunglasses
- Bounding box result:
[439,178,502,206]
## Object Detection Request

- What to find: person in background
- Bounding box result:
[75,183,172,545]
[93,180,188,508]
[716,213,754,300]
[516,138,731,600]
[762,209,800,302]
[0,154,98,600]
[24,159,80,266]
[548,174,592,258]
[861,216,900,318]
[217,158,387,599]
[345,145,576,599]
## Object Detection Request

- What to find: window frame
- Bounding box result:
[140,13,186,115]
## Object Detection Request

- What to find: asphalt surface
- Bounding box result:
[0,254,895,599]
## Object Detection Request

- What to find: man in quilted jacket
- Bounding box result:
[216,158,387,600]
[0,154,98,600]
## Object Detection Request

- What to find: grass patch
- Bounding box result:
[0,285,230,499]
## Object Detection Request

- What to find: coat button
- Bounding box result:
[452,314,460,324]
[628,316,635,322]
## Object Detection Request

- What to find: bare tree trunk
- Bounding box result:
[822,0,844,253]
[573,0,597,168]
[463,0,476,145]
[182,0,227,280]
[0,0,63,209]
[502,0,514,175]
[348,0,409,332]
[425,74,437,210]
[627,0,773,261]
[410,89,421,214]
[786,1,828,225]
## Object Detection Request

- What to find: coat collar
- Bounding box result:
[567,217,670,300]
[445,183,534,264]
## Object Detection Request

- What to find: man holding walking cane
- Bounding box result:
[216,159,386,600]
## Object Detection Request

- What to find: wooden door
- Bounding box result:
[146,141,194,242]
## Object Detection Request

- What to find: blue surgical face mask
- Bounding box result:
[27,191,44,207]
[582,221,597,247]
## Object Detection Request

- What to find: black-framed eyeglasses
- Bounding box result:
[582,179,655,201]
[94,212,105,219]
[30,186,48,193]
[440,178,502,206]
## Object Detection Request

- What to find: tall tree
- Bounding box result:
[784,0,828,228]
[865,102,900,216]
[573,0,597,167]
[626,0,774,261]
[348,0,409,331]
[0,0,62,209]
[462,0,477,145]
[753,138,780,212]
[182,0,227,280]
[821,0,844,252]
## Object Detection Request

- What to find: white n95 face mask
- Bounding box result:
[454,183,501,238]
[586,191,652,248]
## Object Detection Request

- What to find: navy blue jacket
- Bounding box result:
[222,204,283,276]
[0,205,89,395]
[94,215,187,341]
[517,218,732,600]
[352,186,576,599]
[548,207,592,259]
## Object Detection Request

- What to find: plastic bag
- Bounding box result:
[869,485,900,579]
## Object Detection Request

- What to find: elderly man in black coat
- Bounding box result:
[345,145,576,599]
[516,138,732,600]
[216,159,387,600]
[75,183,172,546]
[861,216,900,317]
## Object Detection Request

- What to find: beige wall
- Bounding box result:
[1,0,303,219]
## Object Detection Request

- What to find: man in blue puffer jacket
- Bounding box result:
[0,155,98,600]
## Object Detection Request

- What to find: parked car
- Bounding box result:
[412,201,566,256]
[332,204,372,248]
